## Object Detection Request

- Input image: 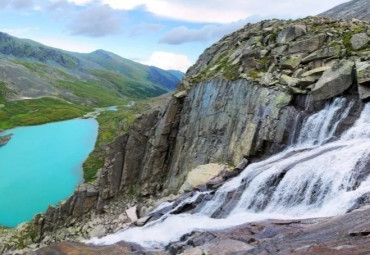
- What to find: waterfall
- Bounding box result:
[89,98,370,249]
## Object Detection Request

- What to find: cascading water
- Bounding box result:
[89,98,370,249]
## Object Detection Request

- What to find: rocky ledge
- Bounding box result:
[178,16,370,100]
[0,134,12,147]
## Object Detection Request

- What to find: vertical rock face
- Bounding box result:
[163,79,294,192]
[99,78,297,197]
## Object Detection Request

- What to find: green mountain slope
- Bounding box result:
[0,32,183,129]
[0,32,183,106]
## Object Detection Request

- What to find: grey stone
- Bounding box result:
[302,45,342,63]
[312,60,355,100]
[277,25,307,44]
[0,134,12,147]
[126,206,138,222]
[356,62,370,84]
[271,45,288,55]
[288,34,326,54]
[351,33,370,50]
[280,74,299,87]
[358,84,370,100]
[302,66,331,77]
[236,158,249,171]
[281,55,302,70]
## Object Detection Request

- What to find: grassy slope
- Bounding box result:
[0,83,90,130]
[0,98,90,130]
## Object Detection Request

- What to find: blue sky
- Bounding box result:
[0,0,349,72]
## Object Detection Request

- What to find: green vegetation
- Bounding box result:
[11,60,72,80]
[90,69,168,98]
[191,52,240,83]
[343,32,354,54]
[248,71,260,79]
[83,102,146,182]
[56,79,127,107]
[342,26,367,55]
[0,97,90,130]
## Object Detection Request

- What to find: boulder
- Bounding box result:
[356,62,370,100]
[179,164,230,193]
[281,55,302,70]
[276,25,307,44]
[125,206,138,222]
[312,60,355,100]
[302,66,331,77]
[280,74,299,87]
[297,76,317,88]
[302,45,342,63]
[0,134,12,147]
[358,84,370,100]
[89,225,106,238]
[351,33,370,50]
[288,34,326,54]
[259,72,274,86]
[271,45,288,55]
[356,62,370,84]
[236,158,249,171]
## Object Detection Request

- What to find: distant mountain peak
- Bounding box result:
[319,0,370,21]
[0,32,183,102]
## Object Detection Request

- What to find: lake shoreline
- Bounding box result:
[0,118,99,228]
[0,134,12,147]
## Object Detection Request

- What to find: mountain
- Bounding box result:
[319,0,370,21]
[0,32,183,105]
[0,32,183,129]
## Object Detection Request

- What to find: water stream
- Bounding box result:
[90,98,370,248]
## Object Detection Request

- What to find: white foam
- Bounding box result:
[88,100,370,248]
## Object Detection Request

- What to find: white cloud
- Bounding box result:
[67,5,123,37]
[142,51,192,72]
[160,18,256,45]
[2,27,40,37]
[65,0,95,5]
[31,36,99,53]
[101,0,349,24]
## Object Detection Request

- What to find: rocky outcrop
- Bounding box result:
[0,134,11,147]
[179,164,232,193]
[312,60,356,100]
[357,62,370,100]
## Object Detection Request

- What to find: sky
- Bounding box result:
[0,0,350,72]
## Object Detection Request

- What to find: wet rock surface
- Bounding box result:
[29,206,370,255]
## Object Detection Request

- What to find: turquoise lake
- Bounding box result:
[0,118,98,227]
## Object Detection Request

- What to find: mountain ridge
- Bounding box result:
[319,0,370,21]
[0,32,183,104]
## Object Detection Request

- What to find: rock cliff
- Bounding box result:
[3,16,370,253]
